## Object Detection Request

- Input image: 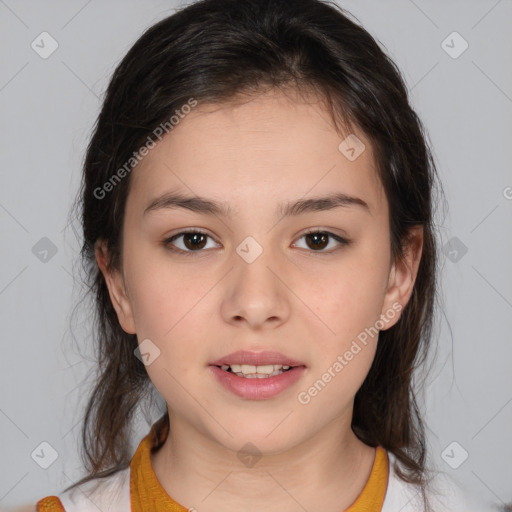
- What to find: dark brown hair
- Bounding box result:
[67,0,442,508]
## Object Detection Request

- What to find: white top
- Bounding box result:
[55,451,490,511]
[384,451,488,511]
[58,468,130,511]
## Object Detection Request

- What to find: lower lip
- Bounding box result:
[208,365,306,400]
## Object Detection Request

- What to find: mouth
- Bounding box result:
[208,350,306,399]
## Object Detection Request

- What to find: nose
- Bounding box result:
[220,242,291,330]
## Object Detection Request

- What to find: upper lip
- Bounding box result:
[210,350,305,367]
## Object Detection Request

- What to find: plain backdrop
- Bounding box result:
[0,0,511,509]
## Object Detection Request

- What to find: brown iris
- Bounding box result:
[183,233,208,250]
[304,232,329,251]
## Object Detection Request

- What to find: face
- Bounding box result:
[97,88,422,455]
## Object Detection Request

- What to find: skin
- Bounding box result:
[96,88,423,512]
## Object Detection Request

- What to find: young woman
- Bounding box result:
[34,0,485,510]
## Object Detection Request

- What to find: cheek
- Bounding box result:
[318,255,389,338]
[299,278,381,411]
[124,251,216,388]
[125,247,213,339]
[302,243,390,397]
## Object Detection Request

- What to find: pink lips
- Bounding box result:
[209,350,305,367]
[208,350,306,400]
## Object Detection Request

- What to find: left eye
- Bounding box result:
[292,231,349,252]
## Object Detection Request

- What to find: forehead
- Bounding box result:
[128,89,387,217]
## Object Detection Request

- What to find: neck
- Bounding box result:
[151,410,376,512]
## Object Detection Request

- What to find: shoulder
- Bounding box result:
[36,467,130,512]
[382,450,492,512]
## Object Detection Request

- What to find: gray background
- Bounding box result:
[0,0,511,509]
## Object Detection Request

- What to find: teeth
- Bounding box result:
[220,363,293,378]
[251,364,274,374]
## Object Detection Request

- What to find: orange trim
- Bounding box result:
[130,416,188,511]
[36,496,65,512]
[131,416,389,511]
[345,446,389,511]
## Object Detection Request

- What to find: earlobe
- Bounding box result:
[95,240,137,334]
[380,226,424,329]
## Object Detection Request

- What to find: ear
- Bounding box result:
[380,226,424,330]
[95,240,137,334]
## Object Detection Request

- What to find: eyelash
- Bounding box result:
[162,228,351,256]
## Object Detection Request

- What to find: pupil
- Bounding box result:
[184,233,207,250]
[307,232,328,250]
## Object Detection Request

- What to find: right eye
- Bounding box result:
[163,230,220,255]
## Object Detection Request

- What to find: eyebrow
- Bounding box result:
[143,191,370,218]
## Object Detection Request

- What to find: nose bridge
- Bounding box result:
[234,233,281,300]
[222,234,289,327]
